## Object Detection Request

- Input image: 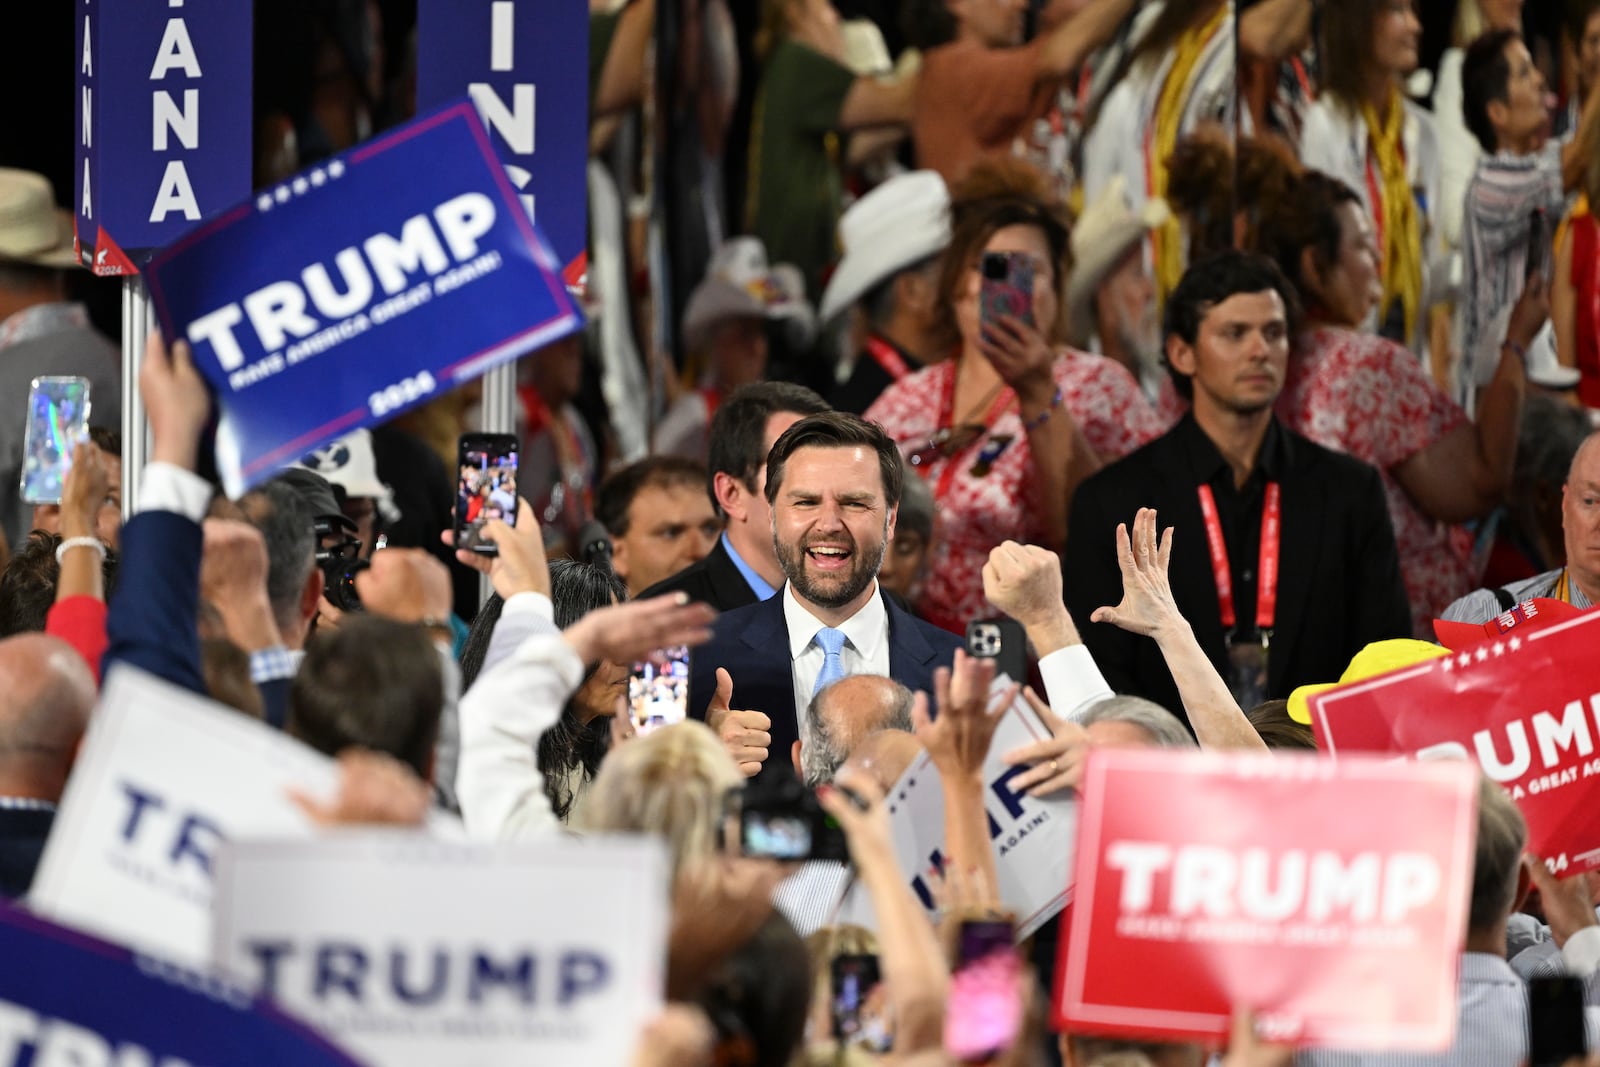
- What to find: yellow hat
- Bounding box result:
[1286,639,1450,725]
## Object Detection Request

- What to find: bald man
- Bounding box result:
[0,634,96,898]
[792,674,915,787]
[1444,429,1600,621]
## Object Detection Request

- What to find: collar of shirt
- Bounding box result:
[0,302,89,351]
[722,532,777,601]
[249,645,307,685]
[1175,410,1291,491]
[783,581,888,665]
[0,796,56,813]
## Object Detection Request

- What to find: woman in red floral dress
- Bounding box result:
[867,160,1165,634]
[1258,170,1548,634]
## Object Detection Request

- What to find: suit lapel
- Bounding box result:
[885,593,936,677]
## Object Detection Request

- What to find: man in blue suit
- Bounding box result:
[687,412,962,782]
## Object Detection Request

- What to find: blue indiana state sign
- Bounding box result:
[144,101,583,498]
[0,901,360,1066]
[75,0,254,274]
[416,0,589,272]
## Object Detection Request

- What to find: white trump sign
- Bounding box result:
[29,666,339,964]
[212,834,670,1067]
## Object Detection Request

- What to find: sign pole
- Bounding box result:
[120,278,153,516]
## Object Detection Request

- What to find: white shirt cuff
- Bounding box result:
[1563,925,1600,976]
[136,462,213,521]
[503,591,555,623]
[1038,644,1113,721]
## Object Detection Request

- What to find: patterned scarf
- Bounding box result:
[1359,88,1423,344]
[1148,1,1229,305]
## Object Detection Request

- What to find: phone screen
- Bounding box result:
[979,252,1036,331]
[945,919,1022,1063]
[21,377,92,506]
[1529,976,1586,1067]
[455,434,519,554]
[831,954,889,1051]
[628,644,690,736]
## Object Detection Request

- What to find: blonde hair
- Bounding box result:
[578,720,742,883]
[803,923,882,1023]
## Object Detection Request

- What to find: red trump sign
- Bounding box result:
[1311,610,1600,876]
[1055,749,1477,1049]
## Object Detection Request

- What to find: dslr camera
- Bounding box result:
[735,774,850,864]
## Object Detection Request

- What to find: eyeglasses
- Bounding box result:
[907,424,987,470]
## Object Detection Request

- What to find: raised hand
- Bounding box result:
[913,649,1017,785]
[1002,686,1090,797]
[1090,507,1184,639]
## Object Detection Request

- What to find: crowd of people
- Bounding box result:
[5,0,1600,1063]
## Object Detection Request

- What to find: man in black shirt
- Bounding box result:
[1064,251,1410,722]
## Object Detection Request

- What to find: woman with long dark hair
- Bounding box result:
[459,558,628,823]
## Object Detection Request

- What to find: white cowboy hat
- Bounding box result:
[0,169,79,270]
[292,429,401,524]
[682,236,816,351]
[1064,176,1169,349]
[820,170,951,325]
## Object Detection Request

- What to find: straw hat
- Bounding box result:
[1063,177,1168,348]
[0,169,78,270]
[820,171,951,325]
[682,237,815,351]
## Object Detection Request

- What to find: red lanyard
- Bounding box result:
[1196,481,1281,633]
[699,386,723,420]
[864,335,912,382]
[931,366,1013,503]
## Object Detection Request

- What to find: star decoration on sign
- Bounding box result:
[256,195,273,212]
[273,186,290,204]
[310,169,326,187]
[1475,646,1490,662]
[1457,653,1473,669]
[292,177,309,195]
[1492,641,1506,657]
[328,160,346,179]
[1441,657,1454,672]
[1508,636,1522,652]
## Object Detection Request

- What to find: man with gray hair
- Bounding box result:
[1443,428,1600,622]
[0,634,96,898]
[793,674,915,787]
[1077,695,1197,751]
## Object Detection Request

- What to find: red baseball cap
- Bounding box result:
[1432,598,1583,650]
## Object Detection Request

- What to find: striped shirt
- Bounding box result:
[1457,141,1566,398]
[1440,567,1595,626]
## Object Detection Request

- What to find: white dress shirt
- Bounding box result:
[783,582,891,733]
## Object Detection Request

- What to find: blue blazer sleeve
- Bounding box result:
[102,510,206,695]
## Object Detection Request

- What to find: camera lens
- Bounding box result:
[322,557,369,612]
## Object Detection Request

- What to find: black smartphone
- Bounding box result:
[454,432,519,555]
[945,918,1023,1063]
[979,251,1036,332]
[1529,975,1586,1067]
[966,617,1028,686]
[1526,208,1552,284]
[830,953,886,1049]
[628,645,690,736]
[738,778,850,863]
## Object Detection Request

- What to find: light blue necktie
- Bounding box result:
[812,627,848,694]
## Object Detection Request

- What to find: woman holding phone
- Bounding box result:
[867,159,1164,634]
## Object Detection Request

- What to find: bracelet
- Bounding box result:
[1502,340,1527,362]
[1022,387,1063,432]
[55,536,107,566]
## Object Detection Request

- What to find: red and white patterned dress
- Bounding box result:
[1277,326,1478,636]
[866,350,1166,634]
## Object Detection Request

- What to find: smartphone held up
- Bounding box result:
[20,377,92,506]
[454,432,519,555]
[979,252,1036,337]
[629,645,690,736]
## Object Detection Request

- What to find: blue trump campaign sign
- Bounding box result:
[145,101,583,497]
[417,0,589,272]
[75,0,253,275]
[0,902,359,1066]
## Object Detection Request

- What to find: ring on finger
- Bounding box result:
[1049,758,1060,775]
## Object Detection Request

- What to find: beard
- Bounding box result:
[775,521,888,610]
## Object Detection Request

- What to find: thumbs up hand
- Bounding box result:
[705,667,772,777]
